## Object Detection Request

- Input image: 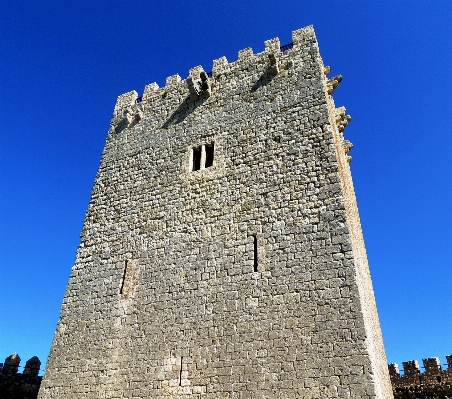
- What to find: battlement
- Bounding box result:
[0,353,42,398]
[113,25,317,113]
[388,355,452,398]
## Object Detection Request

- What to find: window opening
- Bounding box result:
[119,262,128,295]
[119,259,140,300]
[179,357,183,386]
[205,143,214,168]
[253,235,258,272]
[190,142,214,172]
[192,147,201,171]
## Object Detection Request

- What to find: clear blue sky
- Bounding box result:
[1,1,451,375]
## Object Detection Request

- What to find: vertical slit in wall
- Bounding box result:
[205,143,214,167]
[179,357,183,386]
[119,261,128,295]
[253,235,258,272]
[192,147,201,171]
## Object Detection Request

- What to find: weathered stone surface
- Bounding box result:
[389,355,452,398]
[38,25,392,398]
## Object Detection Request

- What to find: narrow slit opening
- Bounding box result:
[119,261,128,295]
[205,143,214,168]
[179,357,183,386]
[192,147,201,171]
[253,235,258,272]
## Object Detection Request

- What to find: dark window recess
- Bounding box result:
[119,262,128,295]
[179,357,183,386]
[253,235,258,272]
[192,147,201,171]
[205,143,214,167]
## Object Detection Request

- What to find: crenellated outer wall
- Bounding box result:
[39,25,393,399]
[389,355,452,398]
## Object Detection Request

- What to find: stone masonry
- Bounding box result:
[389,355,452,398]
[0,353,42,399]
[38,25,393,398]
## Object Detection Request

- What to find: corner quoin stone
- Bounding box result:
[38,25,394,399]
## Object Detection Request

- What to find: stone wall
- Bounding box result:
[389,355,452,399]
[0,353,42,399]
[39,25,393,398]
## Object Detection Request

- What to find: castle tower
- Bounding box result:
[39,26,393,399]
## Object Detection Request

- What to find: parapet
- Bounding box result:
[0,353,42,398]
[112,25,317,115]
[1,353,20,375]
[388,355,452,398]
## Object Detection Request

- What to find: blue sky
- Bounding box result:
[1,1,451,375]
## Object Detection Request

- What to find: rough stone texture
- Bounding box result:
[389,355,452,398]
[38,25,393,399]
[0,353,42,399]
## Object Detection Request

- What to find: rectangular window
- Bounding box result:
[190,142,214,172]
[192,147,201,171]
[205,143,214,168]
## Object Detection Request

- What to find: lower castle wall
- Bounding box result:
[0,353,42,399]
[389,355,452,399]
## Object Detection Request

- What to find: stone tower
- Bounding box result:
[39,25,393,399]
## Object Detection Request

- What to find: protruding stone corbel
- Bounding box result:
[187,76,201,102]
[133,109,144,122]
[324,65,331,75]
[343,140,353,162]
[113,107,143,133]
[326,74,342,94]
[335,106,352,132]
[186,72,212,102]
[200,71,211,98]
[268,53,279,76]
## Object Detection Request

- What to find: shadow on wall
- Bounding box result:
[162,96,207,129]
[0,353,42,399]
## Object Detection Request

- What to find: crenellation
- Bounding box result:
[0,353,42,398]
[114,89,138,112]
[23,357,41,377]
[143,82,160,102]
[389,363,401,378]
[188,65,205,78]
[165,73,182,87]
[115,32,321,117]
[264,37,281,53]
[292,25,316,47]
[212,55,229,75]
[238,47,254,61]
[448,355,452,370]
[423,357,442,375]
[403,360,421,376]
[389,355,452,398]
[2,353,20,376]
